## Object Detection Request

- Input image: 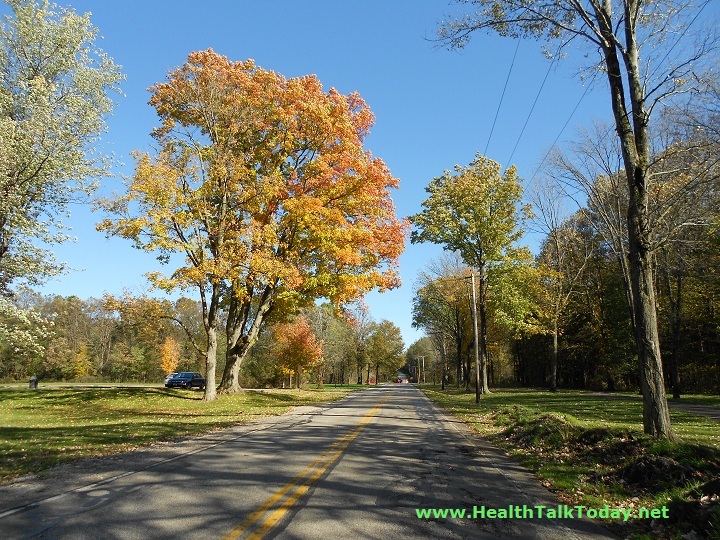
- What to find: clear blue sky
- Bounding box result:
[15,0,612,347]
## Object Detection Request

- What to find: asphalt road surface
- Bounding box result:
[0,385,617,539]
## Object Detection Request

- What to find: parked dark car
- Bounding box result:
[165,371,205,390]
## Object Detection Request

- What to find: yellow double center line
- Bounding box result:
[222,391,392,540]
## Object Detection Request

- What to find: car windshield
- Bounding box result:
[175,373,193,379]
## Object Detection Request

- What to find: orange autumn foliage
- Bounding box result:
[272,316,324,386]
[160,336,181,375]
[99,49,406,398]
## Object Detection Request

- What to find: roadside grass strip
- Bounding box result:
[0,386,362,482]
[420,386,720,539]
[222,390,393,540]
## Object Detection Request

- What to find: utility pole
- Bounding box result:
[439,336,446,390]
[471,272,480,404]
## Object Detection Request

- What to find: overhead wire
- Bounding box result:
[485,39,521,156]
[530,72,598,183]
[647,0,709,86]
[506,54,557,166]
[483,2,707,178]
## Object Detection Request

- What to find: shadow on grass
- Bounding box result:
[0,420,238,481]
[0,387,205,407]
[0,386,355,483]
[429,386,647,426]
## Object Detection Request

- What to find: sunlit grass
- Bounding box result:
[0,385,361,482]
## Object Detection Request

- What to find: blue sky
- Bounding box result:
[14,0,612,347]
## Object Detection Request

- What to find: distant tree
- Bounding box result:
[411,154,532,395]
[42,295,91,379]
[272,316,323,388]
[345,304,375,385]
[160,336,181,376]
[83,298,115,377]
[412,254,473,388]
[303,303,356,388]
[99,50,405,401]
[366,320,405,383]
[318,306,357,385]
[531,178,594,391]
[406,336,437,383]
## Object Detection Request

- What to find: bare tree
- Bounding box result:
[530,178,594,391]
[544,125,635,328]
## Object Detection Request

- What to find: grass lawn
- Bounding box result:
[0,384,362,483]
[420,385,720,540]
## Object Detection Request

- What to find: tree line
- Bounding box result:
[409,80,720,438]
[0,292,405,388]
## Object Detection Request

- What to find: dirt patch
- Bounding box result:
[619,455,691,490]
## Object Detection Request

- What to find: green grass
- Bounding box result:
[0,384,361,483]
[420,385,720,539]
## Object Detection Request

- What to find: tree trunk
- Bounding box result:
[218,285,275,393]
[202,326,218,402]
[617,253,637,336]
[455,334,462,388]
[550,318,558,392]
[217,346,248,394]
[596,1,675,439]
[439,337,447,390]
[629,240,673,438]
[317,366,324,389]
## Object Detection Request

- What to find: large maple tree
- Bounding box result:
[99,49,406,400]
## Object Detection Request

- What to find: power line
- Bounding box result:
[485,39,521,156]
[530,73,598,183]
[648,0,709,85]
[506,55,556,165]
[525,3,707,184]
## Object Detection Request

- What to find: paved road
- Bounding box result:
[670,401,720,421]
[0,385,616,539]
